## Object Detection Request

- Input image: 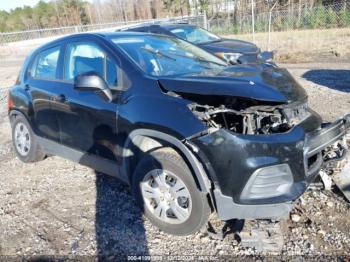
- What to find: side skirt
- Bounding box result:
[37,137,128,184]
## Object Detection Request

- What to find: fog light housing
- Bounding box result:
[240,164,293,200]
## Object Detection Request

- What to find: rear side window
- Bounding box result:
[30,46,60,80]
[149,26,162,34]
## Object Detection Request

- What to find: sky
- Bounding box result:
[0,0,41,12]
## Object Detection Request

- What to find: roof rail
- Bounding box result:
[116,19,190,31]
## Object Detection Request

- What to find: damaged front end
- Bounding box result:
[189,109,350,221]
[158,65,350,221]
[188,97,310,135]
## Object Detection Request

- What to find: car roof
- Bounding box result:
[98,31,154,37]
[34,31,154,52]
[161,23,195,29]
[117,22,194,31]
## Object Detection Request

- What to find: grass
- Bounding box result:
[222,27,350,63]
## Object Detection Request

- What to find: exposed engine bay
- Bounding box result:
[186,95,310,135]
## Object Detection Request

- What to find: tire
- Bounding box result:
[11,113,45,163]
[132,147,211,235]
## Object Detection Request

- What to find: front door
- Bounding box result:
[54,40,124,173]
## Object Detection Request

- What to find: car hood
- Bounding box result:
[199,38,259,54]
[158,65,307,104]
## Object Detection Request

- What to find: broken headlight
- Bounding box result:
[189,101,311,135]
[282,102,310,126]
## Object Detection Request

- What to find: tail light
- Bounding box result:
[8,92,13,110]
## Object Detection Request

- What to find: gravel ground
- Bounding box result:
[0,57,350,260]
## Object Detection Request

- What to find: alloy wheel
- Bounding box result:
[14,122,31,156]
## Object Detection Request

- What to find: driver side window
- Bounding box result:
[64,42,105,81]
[64,41,130,90]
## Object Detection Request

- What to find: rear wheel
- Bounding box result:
[11,114,45,163]
[132,147,211,235]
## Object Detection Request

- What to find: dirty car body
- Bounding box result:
[8,32,350,233]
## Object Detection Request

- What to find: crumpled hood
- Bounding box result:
[199,38,259,54]
[158,65,308,103]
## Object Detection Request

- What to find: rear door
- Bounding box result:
[26,45,62,142]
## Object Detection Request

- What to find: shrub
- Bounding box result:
[326,8,338,28]
[339,8,350,27]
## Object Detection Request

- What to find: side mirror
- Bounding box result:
[74,72,113,102]
[259,51,274,62]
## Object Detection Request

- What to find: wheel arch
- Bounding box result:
[9,109,31,126]
[122,129,212,194]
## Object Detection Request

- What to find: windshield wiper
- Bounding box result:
[199,38,222,45]
[167,51,227,67]
[193,56,227,67]
[141,46,176,61]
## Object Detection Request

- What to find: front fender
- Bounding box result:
[118,93,207,139]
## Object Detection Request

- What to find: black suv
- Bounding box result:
[118,23,273,64]
[8,32,349,235]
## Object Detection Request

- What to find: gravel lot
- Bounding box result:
[0,53,350,259]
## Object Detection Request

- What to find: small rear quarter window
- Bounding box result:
[30,46,60,80]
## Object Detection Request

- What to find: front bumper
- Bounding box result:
[191,114,350,220]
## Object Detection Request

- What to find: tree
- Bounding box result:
[162,0,189,16]
[0,0,91,32]
[0,11,10,32]
[198,0,209,13]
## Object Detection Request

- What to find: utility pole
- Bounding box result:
[251,0,255,43]
[204,10,208,29]
[268,0,278,51]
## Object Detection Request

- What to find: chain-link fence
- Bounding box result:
[1,1,350,59]
[207,1,350,54]
[209,1,350,34]
[0,15,205,45]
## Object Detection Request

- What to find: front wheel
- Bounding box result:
[132,147,211,235]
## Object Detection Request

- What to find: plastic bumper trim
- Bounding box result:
[214,188,292,220]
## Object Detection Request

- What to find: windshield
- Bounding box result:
[111,35,227,77]
[169,25,221,44]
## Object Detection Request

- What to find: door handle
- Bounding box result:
[51,94,67,103]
